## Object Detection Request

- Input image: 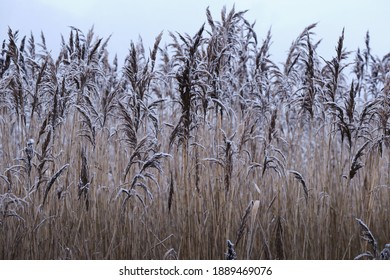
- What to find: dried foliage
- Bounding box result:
[355,218,389,260]
[0,6,389,260]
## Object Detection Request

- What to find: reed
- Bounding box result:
[0,6,389,260]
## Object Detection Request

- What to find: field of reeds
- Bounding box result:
[0,7,389,260]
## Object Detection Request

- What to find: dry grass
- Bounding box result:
[0,6,389,260]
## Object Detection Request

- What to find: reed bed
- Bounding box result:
[0,6,389,259]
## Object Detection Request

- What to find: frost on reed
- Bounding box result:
[0,6,389,259]
[355,218,390,260]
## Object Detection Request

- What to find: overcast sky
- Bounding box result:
[1,0,389,66]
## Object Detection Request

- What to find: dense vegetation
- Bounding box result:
[0,7,389,259]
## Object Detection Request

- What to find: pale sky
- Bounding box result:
[1,0,389,65]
